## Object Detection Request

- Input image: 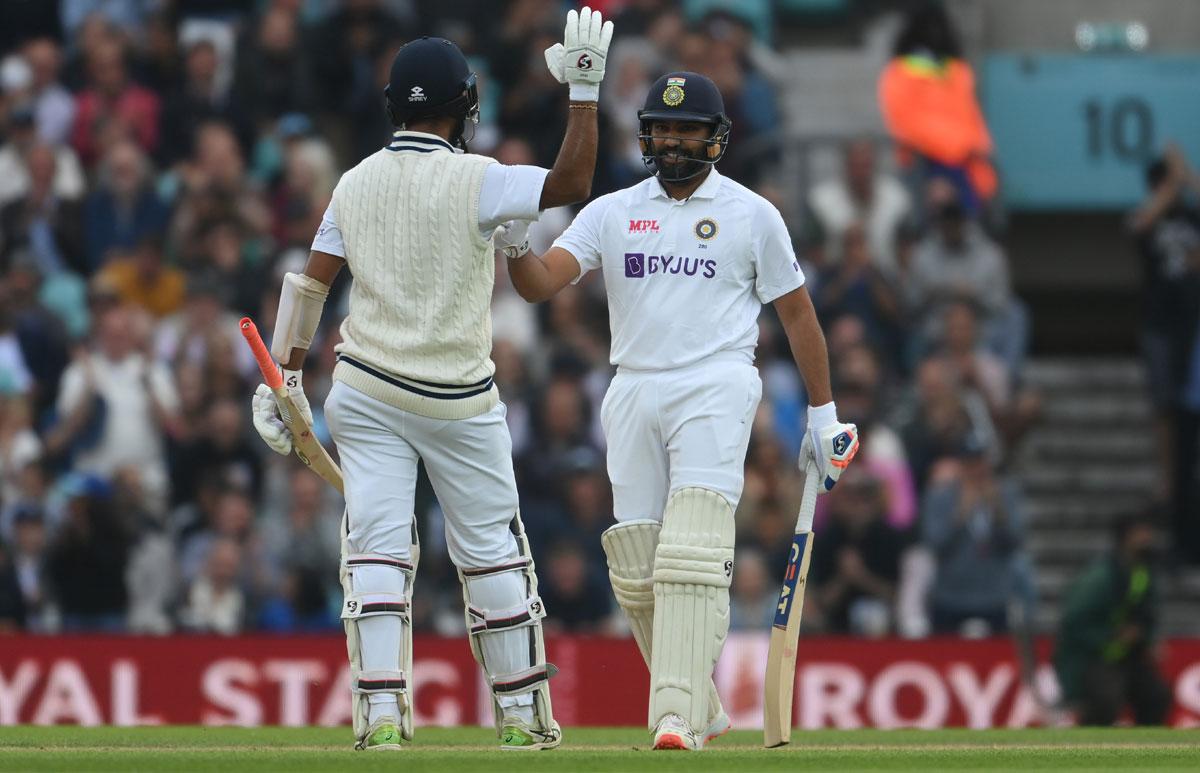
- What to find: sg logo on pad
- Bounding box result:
[624,252,645,277]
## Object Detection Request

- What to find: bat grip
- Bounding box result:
[796,461,820,533]
[239,317,283,390]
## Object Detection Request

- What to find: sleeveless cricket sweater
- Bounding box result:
[330,145,499,420]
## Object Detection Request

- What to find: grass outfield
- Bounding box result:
[0,726,1197,772]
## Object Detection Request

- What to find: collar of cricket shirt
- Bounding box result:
[387,130,456,154]
[647,167,723,202]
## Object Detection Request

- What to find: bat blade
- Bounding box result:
[239,317,344,494]
[763,462,819,748]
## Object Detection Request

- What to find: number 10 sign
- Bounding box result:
[982,53,1200,209]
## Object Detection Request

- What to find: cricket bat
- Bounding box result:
[763,459,820,748]
[239,317,344,495]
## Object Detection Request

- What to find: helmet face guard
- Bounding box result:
[637,112,731,182]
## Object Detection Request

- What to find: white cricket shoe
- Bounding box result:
[704,710,732,745]
[652,713,701,751]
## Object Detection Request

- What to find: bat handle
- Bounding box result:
[239,317,283,390]
[796,460,820,533]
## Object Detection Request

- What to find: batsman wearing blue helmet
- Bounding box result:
[250,9,614,751]
[499,72,860,750]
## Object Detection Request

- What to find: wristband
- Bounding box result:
[807,401,838,430]
[568,83,600,102]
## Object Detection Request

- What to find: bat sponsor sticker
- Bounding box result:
[772,533,809,629]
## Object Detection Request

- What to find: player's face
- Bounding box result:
[649,120,711,172]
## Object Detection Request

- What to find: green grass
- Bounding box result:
[0,726,1196,772]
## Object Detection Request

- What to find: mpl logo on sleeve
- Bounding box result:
[628,219,660,234]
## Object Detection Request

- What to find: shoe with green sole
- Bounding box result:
[359,718,404,751]
[500,720,562,750]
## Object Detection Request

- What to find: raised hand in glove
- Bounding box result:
[544,6,614,101]
[800,403,860,493]
[251,370,312,456]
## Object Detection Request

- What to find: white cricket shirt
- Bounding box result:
[553,168,804,371]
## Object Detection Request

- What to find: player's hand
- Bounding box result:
[801,414,860,493]
[251,372,312,456]
[494,219,531,259]
[544,6,613,101]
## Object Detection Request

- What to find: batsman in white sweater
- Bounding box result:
[249,10,613,751]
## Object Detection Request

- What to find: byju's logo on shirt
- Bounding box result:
[628,219,661,234]
[624,252,715,279]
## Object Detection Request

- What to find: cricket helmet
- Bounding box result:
[384,37,479,145]
[637,71,732,182]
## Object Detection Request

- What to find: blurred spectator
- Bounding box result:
[232,6,312,133]
[806,138,913,275]
[178,487,258,586]
[1128,145,1200,561]
[539,537,611,633]
[813,224,902,351]
[159,39,248,167]
[22,38,76,146]
[307,0,411,162]
[170,397,263,507]
[905,195,1025,370]
[921,437,1026,635]
[926,300,1040,457]
[9,505,49,631]
[84,139,170,272]
[1054,513,1170,726]
[810,466,903,636]
[260,467,340,582]
[270,138,336,249]
[180,536,246,634]
[96,234,186,318]
[879,3,996,215]
[729,547,777,630]
[46,305,180,513]
[894,357,990,492]
[0,395,42,507]
[0,104,86,210]
[516,375,600,501]
[70,37,161,167]
[0,538,24,630]
[0,265,72,417]
[46,477,130,631]
[1,142,86,276]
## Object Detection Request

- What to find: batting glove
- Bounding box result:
[544,6,614,102]
[251,370,312,456]
[800,402,860,493]
[494,219,531,259]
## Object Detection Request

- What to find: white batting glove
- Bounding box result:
[251,370,312,456]
[800,402,860,493]
[494,219,531,259]
[543,6,613,101]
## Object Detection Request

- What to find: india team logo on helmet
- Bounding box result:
[662,76,686,107]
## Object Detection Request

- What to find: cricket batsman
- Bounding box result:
[249,10,613,750]
[498,72,860,749]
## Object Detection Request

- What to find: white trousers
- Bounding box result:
[601,354,762,521]
[324,380,520,567]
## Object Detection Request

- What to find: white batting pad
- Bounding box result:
[649,488,735,732]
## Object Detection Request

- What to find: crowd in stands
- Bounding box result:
[0,0,1040,640]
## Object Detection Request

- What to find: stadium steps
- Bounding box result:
[1015,358,1199,636]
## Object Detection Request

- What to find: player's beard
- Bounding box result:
[653,145,708,182]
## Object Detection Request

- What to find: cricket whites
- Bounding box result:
[239,317,344,494]
[763,459,820,747]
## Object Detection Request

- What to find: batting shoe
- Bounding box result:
[500,719,563,751]
[652,713,701,750]
[704,710,732,745]
[360,716,404,751]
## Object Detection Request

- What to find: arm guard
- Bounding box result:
[270,271,331,362]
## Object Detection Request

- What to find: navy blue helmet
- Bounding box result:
[384,37,479,147]
[637,71,732,181]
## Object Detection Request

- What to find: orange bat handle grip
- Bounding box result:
[239,317,283,390]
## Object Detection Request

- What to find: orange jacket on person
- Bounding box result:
[878,54,997,201]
